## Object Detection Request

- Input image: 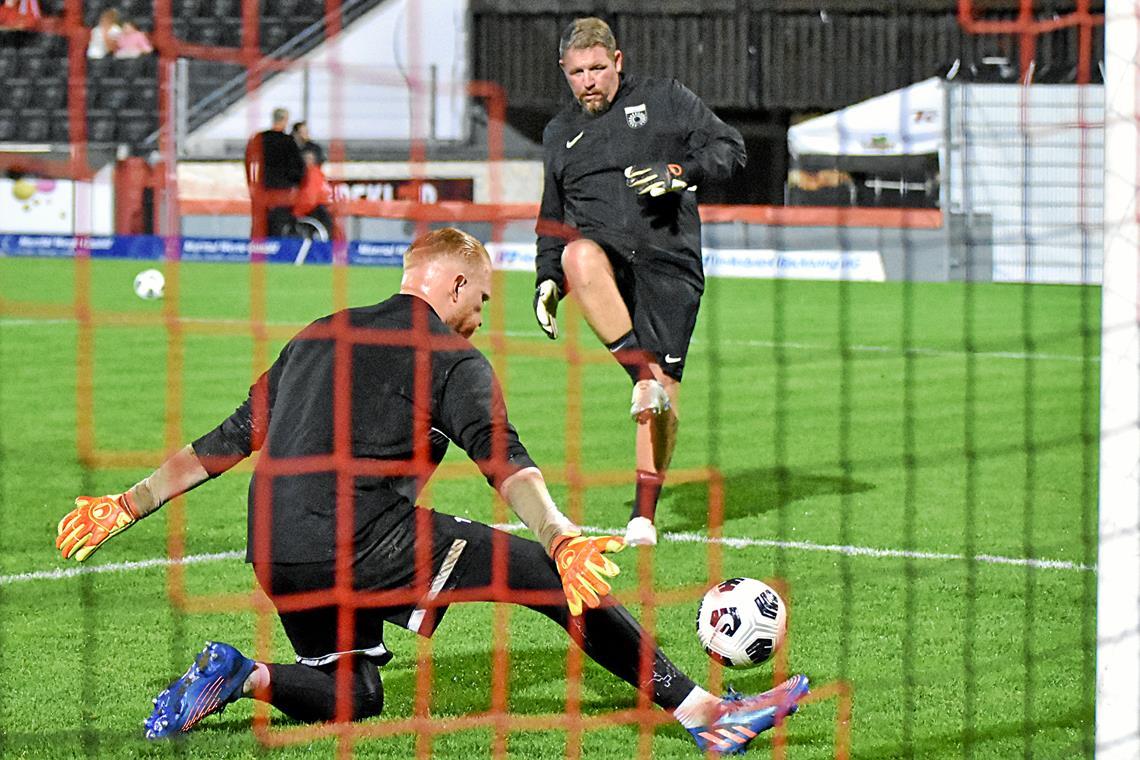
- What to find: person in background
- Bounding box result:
[87,8,121,60]
[0,0,17,27]
[244,107,304,237]
[532,18,746,547]
[292,147,336,240]
[0,0,39,32]
[291,120,326,167]
[114,19,153,59]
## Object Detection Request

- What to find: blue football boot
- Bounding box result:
[688,674,810,755]
[144,641,256,740]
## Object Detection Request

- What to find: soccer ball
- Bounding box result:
[696,577,787,668]
[133,268,165,300]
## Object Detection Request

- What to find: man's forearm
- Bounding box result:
[499,467,578,553]
[534,238,568,293]
[127,444,211,518]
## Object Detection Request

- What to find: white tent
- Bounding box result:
[788,77,944,158]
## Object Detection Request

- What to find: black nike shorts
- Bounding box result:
[594,239,703,381]
[253,510,564,666]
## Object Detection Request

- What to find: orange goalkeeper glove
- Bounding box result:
[56,492,140,562]
[551,533,625,616]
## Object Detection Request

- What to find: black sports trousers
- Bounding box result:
[254,509,696,710]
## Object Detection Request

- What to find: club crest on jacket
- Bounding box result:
[624,103,647,128]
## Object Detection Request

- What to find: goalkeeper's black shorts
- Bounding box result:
[253,510,563,667]
[593,236,703,381]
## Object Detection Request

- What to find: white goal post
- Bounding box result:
[1097,3,1140,759]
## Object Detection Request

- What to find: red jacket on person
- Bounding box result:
[293,165,333,217]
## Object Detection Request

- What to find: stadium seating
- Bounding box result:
[22,110,50,143]
[87,110,117,143]
[0,0,382,150]
[7,83,32,111]
[49,108,71,143]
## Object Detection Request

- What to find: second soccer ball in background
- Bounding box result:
[133,268,165,300]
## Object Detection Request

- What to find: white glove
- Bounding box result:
[534,279,560,340]
[624,162,688,197]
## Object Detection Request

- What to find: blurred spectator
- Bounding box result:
[291,121,326,167]
[87,9,121,60]
[0,1,17,27]
[0,0,41,28]
[244,107,304,238]
[114,20,153,58]
[293,147,335,240]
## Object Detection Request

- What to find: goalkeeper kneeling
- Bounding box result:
[56,227,807,755]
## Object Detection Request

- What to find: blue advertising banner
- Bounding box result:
[0,234,888,281]
[0,234,409,268]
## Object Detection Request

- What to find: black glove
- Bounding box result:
[623,162,687,197]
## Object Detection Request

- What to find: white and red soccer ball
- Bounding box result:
[696,577,787,668]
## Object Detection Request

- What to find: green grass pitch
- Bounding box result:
[0,256,1098,758]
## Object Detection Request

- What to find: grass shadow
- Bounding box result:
[381,644,635,717]
[855,708,1093,759]
[660,466,875,533]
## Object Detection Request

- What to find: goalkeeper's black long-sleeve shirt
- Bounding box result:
[535,74,746,292]
[191,293,536,564]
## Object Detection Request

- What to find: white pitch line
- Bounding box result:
[658,530,1097,572]
[729,338,1097,364]
[0,524,1089,587]
[0,317,1097,363]
[0,318,74,326]
[3,525,1089,588]
[0,550,243,586]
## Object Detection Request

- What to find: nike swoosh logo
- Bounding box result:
[665,355,682,364]
[566,131,584,149]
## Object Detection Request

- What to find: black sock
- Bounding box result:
[575,603,697,710]
[499,535,696,711]
[605,330,654,384]
[527,599,697,711]
[266,657,384,723]
[630,469,665,522]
